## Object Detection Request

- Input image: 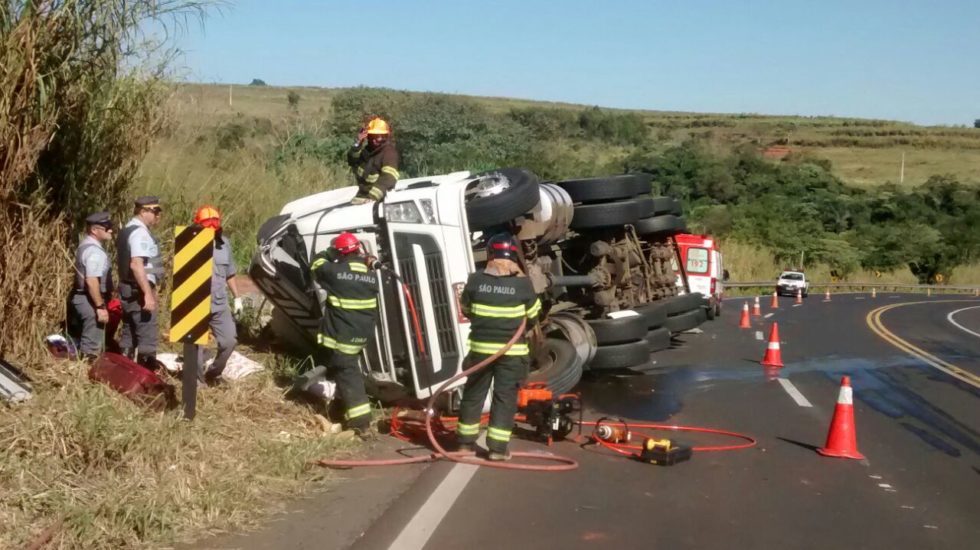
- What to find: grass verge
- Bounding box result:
[0,355,354,549]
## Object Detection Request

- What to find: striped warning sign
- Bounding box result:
[169,225,215,344]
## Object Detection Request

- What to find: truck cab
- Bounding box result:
[674,233,725,318]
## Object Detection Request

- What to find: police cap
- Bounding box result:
[134,196,161,208]
[85,211,112,227]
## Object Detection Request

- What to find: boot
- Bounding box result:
[292,365,328,393]
[121,348,135,360]
[487,450,512,462]
[137,354,158,372]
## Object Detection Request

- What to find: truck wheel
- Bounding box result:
[670,198,683,216]
[587,313,647,345]
[556,174,650,203]
[647,327,671,352]
[664,293,703,315]
[465,168,541,231]
[635,214,685,236]
[635,197,655,218]
[651,196,676,215]
[589,339,651,370]
[634,301,668,329]
[528,338,583,395]
[570,200,640,229]
[665,308,706,334]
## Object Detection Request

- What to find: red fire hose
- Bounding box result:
[581,418,756,458]
[316,318,580,471]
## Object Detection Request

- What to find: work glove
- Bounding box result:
[233,297,244,316]
[350,196,373,205]
[366,255,384,270]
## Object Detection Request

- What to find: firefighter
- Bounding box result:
[192,206,244,385]
[117,196,165,371]
[68,211,115,361]
[456,233,542,461]
[347,117,400,204]
[306,232,381,437]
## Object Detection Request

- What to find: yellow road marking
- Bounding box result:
[866,300,980,389]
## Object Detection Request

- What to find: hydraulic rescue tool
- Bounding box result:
[516,383,581,445]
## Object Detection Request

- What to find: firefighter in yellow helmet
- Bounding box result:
[347,117,400,205]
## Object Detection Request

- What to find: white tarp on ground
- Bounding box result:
[156,351,264,381]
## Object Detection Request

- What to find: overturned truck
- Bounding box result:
[250,169,709,405]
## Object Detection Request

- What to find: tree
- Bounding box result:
[249,78,267,86]
[974,118,980,129]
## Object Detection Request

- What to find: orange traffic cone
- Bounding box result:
[760,323,783,367]
[739,303,751,329]
[770,291,779,309]
[824,289,831,302]
[795,289,803,304]
[871,287,877,299]
[752,296,762,316]
[817,376,864,460]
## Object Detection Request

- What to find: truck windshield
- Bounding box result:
[686,247,709,274]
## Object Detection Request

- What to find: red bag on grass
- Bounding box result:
[88,352,177,410]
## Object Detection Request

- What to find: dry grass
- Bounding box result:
[0,357,356,550]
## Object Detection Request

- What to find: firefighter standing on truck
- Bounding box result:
[117,196,165,371]
[347,117,399,205]
[307,232,381,438]
[68,211,115,362]
[456,233,542,461]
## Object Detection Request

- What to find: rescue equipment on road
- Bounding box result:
[581,419,756,464]
[739,303,751,329]
[760,323,784,368]
[817,376,864,460]
[637,438,693,466]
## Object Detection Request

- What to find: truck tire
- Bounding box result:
[570,199,641,229]
[635,197,655,218]
[634,301,668,329]
[665,293,704,316]
[635,214,685,236]
[670,198,683,216]
[528,338,583,395]
[587,313,647,345]
[651,196,676,215]
[589,339,651,370]
[647,327,671,351]
[665,308,706,334]
[556,174,650,203]
[465,168,541,231]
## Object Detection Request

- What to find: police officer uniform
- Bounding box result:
[69,211,114,359]
[117,196,165,369]
[309,236,379,433]
[201,233,238,382]
[456,234,542,459]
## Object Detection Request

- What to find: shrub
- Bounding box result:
[287,90,301,110]
[250,78,267,86]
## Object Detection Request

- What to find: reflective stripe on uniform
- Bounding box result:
[349,262,368,273]
[456,422,480,436]
[367,185,385,200]
[365,173,380,183]
[470,303,526,318]
[328,296,378,309]
[487,426,511,442]
[356,167,365,176]
[381,166,400,179]
[318,334,364,355]
[526,298,542,319]
[346,402,372,419]
[310,258,327,270]
[468,340,529,356]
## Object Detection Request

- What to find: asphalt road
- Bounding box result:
[194,293,980,550]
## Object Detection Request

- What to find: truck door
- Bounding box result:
[384,197,470,398]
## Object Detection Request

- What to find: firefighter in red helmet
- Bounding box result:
[299,232,382,437]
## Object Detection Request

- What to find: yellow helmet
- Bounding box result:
[366,117,390,135]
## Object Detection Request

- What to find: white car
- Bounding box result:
[776,271,809,297]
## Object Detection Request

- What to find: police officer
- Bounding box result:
[117,196,165,371]
[306,232,380,437]
[192,206,244,385]
[456,233,541,461]
[68,211,115,361]
[347,117,400,205]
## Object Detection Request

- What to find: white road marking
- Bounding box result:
[764,313,774,319]
[388,462,479,550]
[855,297,866,301]
[777,378,813,408]
[869,475,882,479]
[947,306,980,340]
[792,304,802,308]
[755,331,764,340]
[878,483,893,489]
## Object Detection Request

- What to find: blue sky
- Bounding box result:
[177,0,979,125]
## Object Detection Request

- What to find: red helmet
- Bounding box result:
[332,232,361,255]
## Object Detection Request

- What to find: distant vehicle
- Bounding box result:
[674,233,726,319]
[776,271,809,297]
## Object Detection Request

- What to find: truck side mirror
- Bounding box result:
[723,269,730,281]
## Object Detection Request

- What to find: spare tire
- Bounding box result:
[557,174,650,203]
[527,338,583,395]
[465,168,541,231]
[647,327,671,352]
[635,214,686,236]
[665,308,706,334]
[587,312,646,345]
[589,340,650,370]
[634,301,668,329]
[571,200,640,229]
